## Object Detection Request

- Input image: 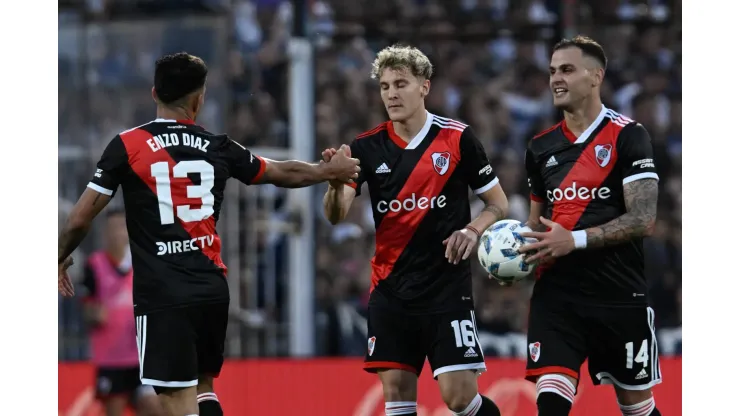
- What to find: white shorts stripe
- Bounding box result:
[432,363,487,378]
[141,378,198,388]
[470,310,485,361]
[647,307,660,381]
[136,315,148,380]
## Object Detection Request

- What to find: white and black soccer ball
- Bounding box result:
[477,219,537,284]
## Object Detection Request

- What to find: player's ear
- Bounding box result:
[421,79,430,98]
[151,87,158,103]
[592,68,605,88]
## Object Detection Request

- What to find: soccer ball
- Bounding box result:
[477,219,537,284]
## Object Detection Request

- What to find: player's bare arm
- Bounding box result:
[321,146,356,224]
[58,188,113,297]
[525,200,549,232]
[584,178,658,247]
[444,184,508,265]
[255,146,360,188]
[520,178,658,262]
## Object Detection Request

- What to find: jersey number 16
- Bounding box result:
[150,161,215,225]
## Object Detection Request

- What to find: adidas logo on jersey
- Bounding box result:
[635,368,648,380]
[376,163,391,174]
[464,347,478,358]
[545,156,558,167]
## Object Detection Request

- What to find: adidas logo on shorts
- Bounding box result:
[635,368,648,380]
[464,347,478,358]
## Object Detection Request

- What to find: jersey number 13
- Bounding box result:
[150,161,215,225]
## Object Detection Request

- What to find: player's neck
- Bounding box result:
[392,108,428,142]
[563,98,603,136]
[156,106,195,123]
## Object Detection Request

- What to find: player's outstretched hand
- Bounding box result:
[443,227,478,265]
[518,217,575,263]
[325,144,360,184]
[321,147,345,189]
[58,257,75,297]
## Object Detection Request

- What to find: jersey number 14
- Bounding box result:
[150,161,215,225]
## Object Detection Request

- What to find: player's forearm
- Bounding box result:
[525,200,547,231]
[323,186,348,224]
[583,212,656,248]
[468,203,507,234]
[581,179,658,249]
[265,160,333,188]
[58,221,91,263]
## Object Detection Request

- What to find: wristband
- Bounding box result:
[465,225,481,238]
[571,230,587,249]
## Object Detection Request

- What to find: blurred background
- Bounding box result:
[58,0,681,411]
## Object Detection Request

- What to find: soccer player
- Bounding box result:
[57,52,360,416]
[517,36,663,416]
[81,208,162,416]
[322,44,508,416]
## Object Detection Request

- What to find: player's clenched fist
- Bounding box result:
[321,145,359,187]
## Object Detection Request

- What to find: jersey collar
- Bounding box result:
[562,104,608,144]
[153,118,196,125]
[387,111,434,150]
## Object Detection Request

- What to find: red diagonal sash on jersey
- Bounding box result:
[551,122,622,231]
[370,131,462,289]
[119,128,227,273]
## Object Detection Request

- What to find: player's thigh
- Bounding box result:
[133,382,161,415]
[427,309,486,380]
[193,302,229,378]
[364,306,426,377]
[525,294,588,383]
[136,309,198,388]
[586,305,662,391]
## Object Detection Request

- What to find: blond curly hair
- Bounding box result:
[370,44,433,80]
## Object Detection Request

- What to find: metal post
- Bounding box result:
[287,35,316,356]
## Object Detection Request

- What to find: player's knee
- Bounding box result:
[438,376,478,412]
[614,386,653,406]
[442,392,477,413]
[378,370,417,401]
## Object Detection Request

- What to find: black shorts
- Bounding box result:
[364,306,486,379]
[95,367,154,400]
[135,302,228,389]
[525,291,662,391]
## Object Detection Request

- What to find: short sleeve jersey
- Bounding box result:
[88,119,266,314]
[346,112,500,314]
[524,106,659,305]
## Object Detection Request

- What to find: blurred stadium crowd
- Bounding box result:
[58,0,681,360]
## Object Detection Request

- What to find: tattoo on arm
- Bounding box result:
[483,204,505,222]
[585,179,658,248]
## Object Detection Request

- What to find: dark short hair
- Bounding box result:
[553,36,607,69]
[154,52,208,104]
